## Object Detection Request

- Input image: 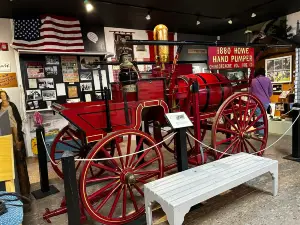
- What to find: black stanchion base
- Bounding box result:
[31,185,59,200]
[283,154,300,162]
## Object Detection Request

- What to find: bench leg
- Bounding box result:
[270,169,278,196]
[164,206,190,225]
[145,201,153,225]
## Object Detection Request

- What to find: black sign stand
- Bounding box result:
[284,103,300,162]
[31,126,59,199]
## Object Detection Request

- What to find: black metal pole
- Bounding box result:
[292,104,300,158]
[31,126,60,199]
[36,126,49,192]
[175,127,188,172]
[125,40,292,48]
[284,103,300,162]
[61,152,81,225]
[104,87,112,132]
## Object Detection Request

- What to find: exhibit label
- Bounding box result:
[0,73,18,88]
[208,46,254,69]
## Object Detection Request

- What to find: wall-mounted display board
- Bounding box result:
[19,52,110,111]
[266,55,292,83]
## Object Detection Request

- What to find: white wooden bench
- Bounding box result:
[144,153,278,225]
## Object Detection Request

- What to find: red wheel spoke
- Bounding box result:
[131,148,152,168]
[246,114,263,130]
[186,134,194,150]
[133,184,144,197]
[216,135,237,146]
[245,104,258,127]
[133,170,160,175]
[88,180,118,201]
[242,141,250,153]
[108,185,123,218]
[128,185,139,212]
[122,184,127,217]
[75,160,82,171]
[128,137,145,167]
[248,127,266,133]
[240,140,244,153]
[165,136,175,147]
[243,98,250,128]
[219,138,239,158]
[136,172,159,183]
[223,115,238,131]
[86,176,118,184]
[216,128,237,135]
[95,183,121,212]
[251,136,266,143]
[134,157,159,171]
[231,140,240,154]
[125,134,132,167]
[230,102,241,130]
[115,141,125,169]
[89,167,95,177]
[65,130,81,147]
[58,140,81,150]
[91,162,120,175]
[245,139,258,154]
[101,147,121,170]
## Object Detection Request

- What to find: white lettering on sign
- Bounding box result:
[165,112,193,129]
[0,62,11,72]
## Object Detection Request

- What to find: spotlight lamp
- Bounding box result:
[228,19,233,24]
[251,13,256,18]
[196,17,200,25]
[146,11,151,20]
[84,0,94,12]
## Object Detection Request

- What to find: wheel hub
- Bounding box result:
[242,132,252,139]
[120,169,136,184]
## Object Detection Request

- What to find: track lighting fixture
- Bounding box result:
[84,0,94,12]
[145,11,151,20]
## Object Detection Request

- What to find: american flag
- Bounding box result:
[11,15,84,52]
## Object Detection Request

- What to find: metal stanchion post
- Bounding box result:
[284,103,300,161]
[31,125,59,199]
[175,127,188,172]
[61,152,81,225]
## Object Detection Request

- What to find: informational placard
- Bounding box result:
[114,33,134,61]
[0,62,10,72]
[0,73,18,88]
[265,55,292,83]
[208,46,254,70]
[165,112,193,129]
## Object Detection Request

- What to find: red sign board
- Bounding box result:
[208,46,254,70]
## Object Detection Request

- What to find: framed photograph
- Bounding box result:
[265,55,292,83]
[42,90,57,101]
[26,62,44,78]
[68,86,78,98]
[45,55,60,65]
[80,82,93,92]
[95,91,103,100]
[45,66,58,76]
[80,56,100,70]
[80,71,93,81]
[61,56,79,83]
[38,78,54,89]
[26,89,42,101]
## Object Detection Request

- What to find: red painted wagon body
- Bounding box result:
[44,25,270,224]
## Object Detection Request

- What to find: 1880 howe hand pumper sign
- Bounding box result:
[208,46,254,69]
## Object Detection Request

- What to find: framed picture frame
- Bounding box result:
[265,55,292,84]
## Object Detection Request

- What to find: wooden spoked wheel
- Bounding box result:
[79,129,164,225]
[50,125,95,179]
[211,93,268,159]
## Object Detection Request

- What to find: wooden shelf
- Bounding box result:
[26,108,52,113]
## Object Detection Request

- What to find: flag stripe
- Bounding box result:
[41,23,81,31]
[12,42,84,47]
[41,15,80,23]
[40,31,82,38]
[11,44,84,50]
[40,27,82,34]
[12,38,83,45]
[42,20,81,28]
